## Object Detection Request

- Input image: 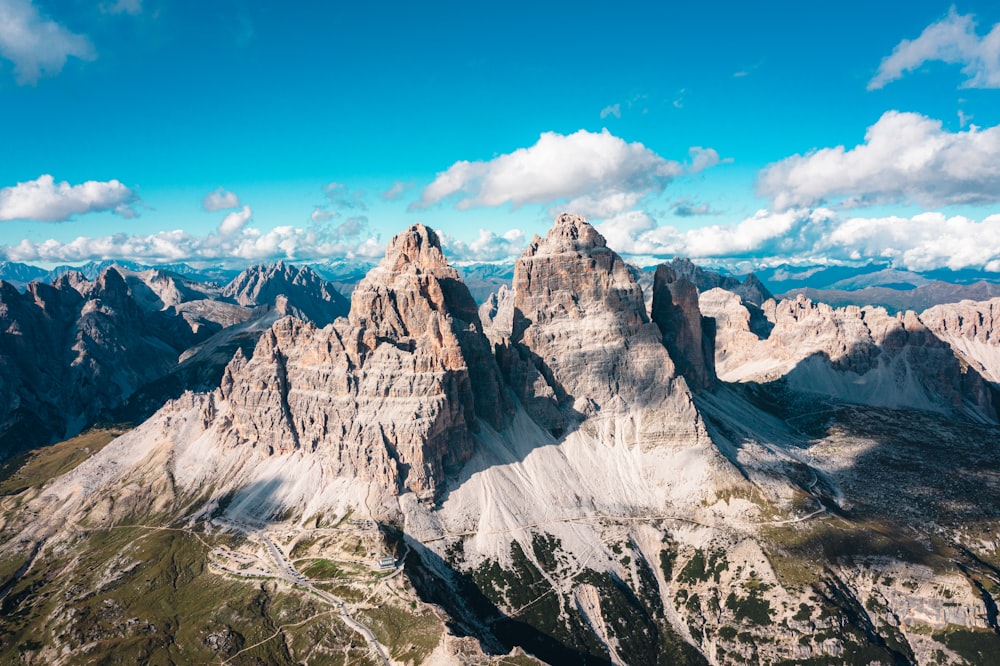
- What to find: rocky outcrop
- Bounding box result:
[650,265,713,390]
[223,262,349,326]
[701,290,997,420]
[665,257,772,306]
[220,224,511,496]
[506,213,705,446]
[478,284,515,342]
[922,298,1000,385]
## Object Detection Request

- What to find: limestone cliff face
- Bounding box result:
[220,224,511,496]
[650,265,713,390]
[701,290,997,420]
[507,213,704,446]
[922,298,1000,385]
[478,284,514,342]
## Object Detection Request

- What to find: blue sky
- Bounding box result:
[2,1,1000,271]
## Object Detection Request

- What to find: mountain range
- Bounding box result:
[0,262,348,458]
[0,215,999,664]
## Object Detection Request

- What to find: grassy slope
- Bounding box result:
[1,526,376,665]
[0,428,124,496]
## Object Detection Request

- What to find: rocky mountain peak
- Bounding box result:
[94,265,128,293]
[513,213,646,340]
[348,225,481,344]
[223,262,348,326]
[503,214,703,444]
[528,212,608,254]
[219,224,511,496]
[666,257,773,306]
[88,266,141,318]
[51,270,89,296]
[25,280,83,321]
[381,223,449,273]
[704,289,998,420]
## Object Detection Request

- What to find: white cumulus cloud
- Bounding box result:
[869,8,1000,90]
[820,211,1000,271]
[0,174,138,222]
[413,129,687,219]
[688,146,731,174]
[594,206,1000,272]
[0,0,95,85]
[202,187,241,212]
[757,111,1000,210]
[441,229,526,262]
[217,205,252,235]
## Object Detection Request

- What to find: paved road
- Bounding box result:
[259,533,391,666]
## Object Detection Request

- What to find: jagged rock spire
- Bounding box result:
[221,223,511,497]
[503,213,705,447]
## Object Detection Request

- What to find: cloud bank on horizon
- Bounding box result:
[2,2,1000,274]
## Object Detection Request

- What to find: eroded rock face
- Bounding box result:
[0,268,179,451]
[223,262,349,326]
[478,283,514,343]
[650,265,713,390]
[922,298,1000,385]
[507,213,704,446]
[220,224,511,496]
[665,257,772,306]
[702,290,997,420]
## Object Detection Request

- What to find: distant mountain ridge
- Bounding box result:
[0,262,348,458]
[781,280,1000,313]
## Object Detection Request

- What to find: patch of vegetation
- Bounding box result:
[792,602,812,622]
[0,525,365,664]
[677,548,728,584]
[289,534,319,558]
[659,545,677,581]
[530,533,562,573]
[299,558,343,580]
[725,588,774,626]
[302,512,325,529]
[444,538,464,567]
[931,626,1000,663]
[575,568,706,666]
[314,582,367,603]
[632,548,665,620]
[355,602,443,663]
